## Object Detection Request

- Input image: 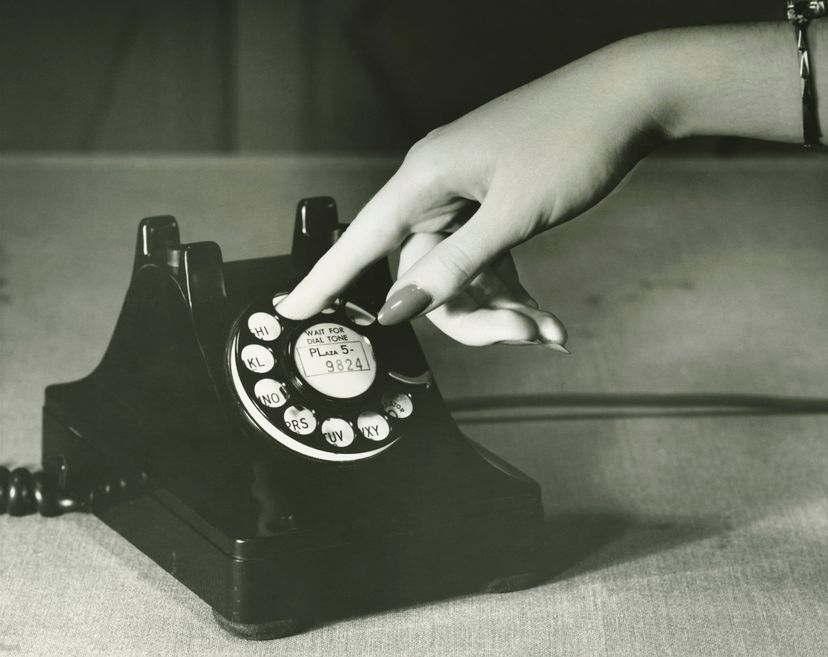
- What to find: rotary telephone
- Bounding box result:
[5,198,544,639]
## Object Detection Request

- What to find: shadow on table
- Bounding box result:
[449,392,828,584]
[535,511,732,585]
[448,392,828,423]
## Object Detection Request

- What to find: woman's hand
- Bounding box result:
[271,34,668,346]
[279,35,668,347]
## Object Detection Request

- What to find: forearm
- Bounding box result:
[640,21,827,146]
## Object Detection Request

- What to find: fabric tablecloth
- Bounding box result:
[1,154,827,656]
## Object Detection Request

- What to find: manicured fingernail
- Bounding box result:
[377,284,431,325]
[496,339,570,353]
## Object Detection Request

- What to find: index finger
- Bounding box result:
[276,171,420,319]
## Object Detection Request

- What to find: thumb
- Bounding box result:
[377,199,521,325]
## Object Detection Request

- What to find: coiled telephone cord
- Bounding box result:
[0,466,82,517]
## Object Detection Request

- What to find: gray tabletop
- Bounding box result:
[1,154,827,656]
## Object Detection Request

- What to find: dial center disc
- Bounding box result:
[292,322,377,398]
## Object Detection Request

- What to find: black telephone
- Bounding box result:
[13,198,543,638]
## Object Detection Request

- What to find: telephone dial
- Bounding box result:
[3,198,544,639]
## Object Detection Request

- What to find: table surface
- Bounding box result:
[1,154,827,657]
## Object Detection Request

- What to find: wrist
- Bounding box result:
[586,33,681,147]
[641,23,811,145]
[629,30,696,142]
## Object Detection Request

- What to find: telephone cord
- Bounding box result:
[0,466,83,517]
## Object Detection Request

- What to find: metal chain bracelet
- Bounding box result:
[787,0,827,150]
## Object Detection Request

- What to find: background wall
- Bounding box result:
[0,0,781,153]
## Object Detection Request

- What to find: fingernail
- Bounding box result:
[377,284,431,325]
[497,339,542,346]
[496,339,571,353]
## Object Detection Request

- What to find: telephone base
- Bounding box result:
[43,400,544,638]
[209,570,546,640]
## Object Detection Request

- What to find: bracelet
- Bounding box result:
[787,1,827,150]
